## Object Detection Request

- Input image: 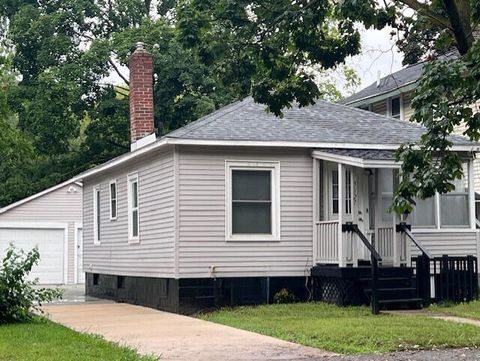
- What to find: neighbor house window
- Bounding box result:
[441,177,469,227]
[93,186,101,244]
[389,97,401,119]
[109,180,117,220]
[226,161,280,241]
[410,163,471,229]
[412,197,436,227]
[127,173,140,242]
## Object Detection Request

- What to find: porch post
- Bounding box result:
[313,158,319,264]
[338,163,346,267]
[393,169,400,267]
[468,159,476,230]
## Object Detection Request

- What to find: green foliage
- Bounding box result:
[201,302,480,354]
[393,40,480,214]
[176,0,367,115]
[0,244,63,324]
[273,288,295,304]
[0,0,358,207]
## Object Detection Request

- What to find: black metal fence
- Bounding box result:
[412,255,479,303]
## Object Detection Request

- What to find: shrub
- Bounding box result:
[273,288,295,304]
[0,244,62,323]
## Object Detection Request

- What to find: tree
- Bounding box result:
[176,0,387,115]
[0,51,35,206]
[0,0,356,207]
[175,0,480,213]
[0,1,238,206]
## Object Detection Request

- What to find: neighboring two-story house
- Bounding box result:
[343,60,480,222]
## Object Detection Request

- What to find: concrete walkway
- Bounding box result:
[431,315,480,327]
[42,303,334,361]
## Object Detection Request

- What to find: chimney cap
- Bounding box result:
[135,42,146,51]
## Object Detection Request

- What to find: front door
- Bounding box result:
[354,168,372,260]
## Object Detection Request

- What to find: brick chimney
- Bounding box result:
[129,42,155,146]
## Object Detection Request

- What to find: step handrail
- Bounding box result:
[342,222,382,261]
[396,222,432,259]
[342,222,381,314]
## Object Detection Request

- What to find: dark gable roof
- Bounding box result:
[342,62,424,105]
[167,97,472,145]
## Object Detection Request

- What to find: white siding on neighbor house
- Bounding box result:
[83,146,175,278]
[369,92,480,193]
[0,184,82,283]
[370,100,387,115]
[177,146,313,278]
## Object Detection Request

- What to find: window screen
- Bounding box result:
[232,170,272,234]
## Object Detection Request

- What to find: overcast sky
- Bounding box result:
[106,26,405,95]
[345,26,404,91]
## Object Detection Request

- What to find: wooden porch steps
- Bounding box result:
[311,264,425,310]
[359,268,424,310]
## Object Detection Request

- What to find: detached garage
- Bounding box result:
[0,179,83,285]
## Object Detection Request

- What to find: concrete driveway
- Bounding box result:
[43,303,334,361]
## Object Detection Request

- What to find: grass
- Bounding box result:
[428,300,480,320]
[0,318,158,361]
[200,302,480,354]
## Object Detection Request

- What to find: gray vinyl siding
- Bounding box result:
[176,146,313,278]
[412,231,479,257]
[83,146,175,278]
[0,184,82,283]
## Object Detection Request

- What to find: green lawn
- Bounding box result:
[200,302,480,354]
[0,318,158,361]
[428,300,480,320]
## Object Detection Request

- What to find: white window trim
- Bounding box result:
[387,95,404,120]
[127,172,140,244]
[93,185,101,245]
[225,160,281,242]
[109,179,117,221]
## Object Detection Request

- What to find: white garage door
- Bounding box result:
[0,228,65,284]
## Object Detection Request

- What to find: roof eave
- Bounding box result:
[76,137,479,181]
[344,81,419,107]
[0,179,83,215]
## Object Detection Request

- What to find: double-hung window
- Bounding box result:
[109,180,117,220]
[127,173,140,242]
[226,161,280,241]
[441,177,469,227]
[93,186,101,244]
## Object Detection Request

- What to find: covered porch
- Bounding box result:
[310,148,478,312]
[312,148,477,267]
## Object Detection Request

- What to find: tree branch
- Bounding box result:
[395,0,453,30]
[108,59,129,85]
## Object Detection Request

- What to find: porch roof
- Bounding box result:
[312,148,399,168]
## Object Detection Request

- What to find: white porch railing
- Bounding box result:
[377,227,394,262]
[315,220,339,263]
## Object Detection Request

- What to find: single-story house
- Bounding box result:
[76,43,479,314]
[0,179,84,284]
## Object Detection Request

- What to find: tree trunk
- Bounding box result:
[442,0,474,55]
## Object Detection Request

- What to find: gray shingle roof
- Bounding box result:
[166,97,472,146]
[342,62,424,105]
[317,149,396,160]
